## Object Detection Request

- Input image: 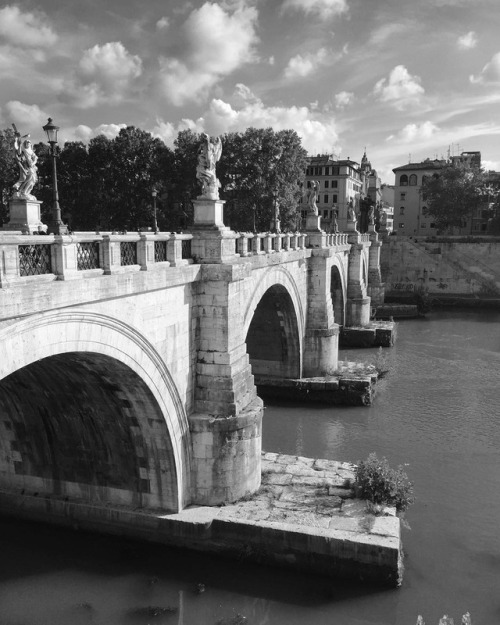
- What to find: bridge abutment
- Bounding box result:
[346,232,372,326]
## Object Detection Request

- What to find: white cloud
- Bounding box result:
[281,0,348,19]
[470,52,500,85]
[151,117,205,146]
[94,123,128,139]
[63,42,143,108]
[59,123,127,144]
[284,48,329,79]
[0,5,57,48]
[334,90,354,109]
[482,159,500,173]
[369,22,410,46]
[158,2,259,106]
[5,101,48,130]
[374,65,424,109]
[387,121,440,142]
[156,17,170,30]
[457,31,477,50]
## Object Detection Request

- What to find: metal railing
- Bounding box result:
[77,241,100,270]
[120,241,137,266]
[19,244,52,276]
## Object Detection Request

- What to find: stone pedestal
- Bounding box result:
[345,218,358,233]
[191,198,239,263]
[2,198,45,234]
[193,197,225,228]
[305,213,322,232]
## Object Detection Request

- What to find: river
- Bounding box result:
[1,310,499,625]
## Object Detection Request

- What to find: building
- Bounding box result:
[392,159,445,235]
[380,184,395,232]
[392,151,496,235]
[301,152,376,231]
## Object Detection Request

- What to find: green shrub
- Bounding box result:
[355,453,414,512]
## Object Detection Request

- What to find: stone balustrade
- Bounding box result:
[0,231,194,287]
[1,228,354,288]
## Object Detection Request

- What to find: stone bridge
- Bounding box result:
[0,203,384,524]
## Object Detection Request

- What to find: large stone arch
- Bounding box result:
[0,310,191,513]
[330,254,348,327]
[243,266,304,379]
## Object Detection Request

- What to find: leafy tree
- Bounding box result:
[218,127,307,232]
[421,163,490,233]
[0,128,18,224]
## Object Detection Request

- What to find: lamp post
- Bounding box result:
[152,189,158,233]
[43,118,68,235]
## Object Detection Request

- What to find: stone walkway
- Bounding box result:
[217,452,398,539]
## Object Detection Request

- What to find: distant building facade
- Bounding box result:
[301,151,379,231]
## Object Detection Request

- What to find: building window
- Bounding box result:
[333,194,337,203]
[399,207,405,215]
[400,174,408,186]
[400,192,406,201]
[324,194,328,203]
[307,180,311,188]
[323,209,329,218]
[325,180,329,188]
[409,174,417,186]
[399,223,405,228]
[325,166,330,176]
[430,223,436,228]
[332,180,338,188]
[332,166,340,175]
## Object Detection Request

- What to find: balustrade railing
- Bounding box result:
[120,241,138,266]
[77,241,100,270]
[19,243,53,276]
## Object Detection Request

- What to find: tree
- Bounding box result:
[0,128,18,224]
[421,163,490,233]
[218,127,307,232]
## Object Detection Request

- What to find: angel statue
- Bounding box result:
[196,133,222,199]
[347,198,356,222]
[12,124,38,200]
[307,180,319,215]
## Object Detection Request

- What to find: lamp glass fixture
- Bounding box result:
[43,117,59,144]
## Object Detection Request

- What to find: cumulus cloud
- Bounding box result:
[334,90,354,109]
[5,100,48,129]
[470,52,500,85]
[284,48,330,79]
[158,2,258,106]
[386,121,440,142]
[0,5,57,48]
[281,0,348,19]
[63,42,143,108]
[156,16,170,30]
[374,65,424,109]
[457,31,477,50]
[151,85,339,153]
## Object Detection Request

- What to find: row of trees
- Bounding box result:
[0,126,307,233]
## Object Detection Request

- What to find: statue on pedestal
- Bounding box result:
[380,210,388,228]
[330,208,339,233]
[368,205,375,225]
[12,124,38,200]
[196,134,222,200]
[347,198,356,222]
[306,181,319,215]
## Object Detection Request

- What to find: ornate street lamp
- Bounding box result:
[43,117,68,235]
[152,189,158,233]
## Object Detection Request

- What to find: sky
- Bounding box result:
[1,0,499,184]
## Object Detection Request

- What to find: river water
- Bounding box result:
[1,310,499,625]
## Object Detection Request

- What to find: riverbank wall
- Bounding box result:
[381,236,500,305]
[0,452,403,587]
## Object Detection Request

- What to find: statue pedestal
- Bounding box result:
[305,214,322,232]
[2,198,46,234]
[346,218,359,233]
[191,198,239,263]
[193,198,225,229]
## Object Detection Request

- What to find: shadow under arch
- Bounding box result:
[330,258,347,327]
[245,283,301,379]
[0,311,191,513]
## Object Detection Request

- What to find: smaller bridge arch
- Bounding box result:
[0,311,191,513]
[243,266,305,379]
[330,256,347,327]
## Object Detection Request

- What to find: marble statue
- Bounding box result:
[196,133,222,199]
[307,181,319,215]
[380,210,388,227]
[368,205,375,225]
[12,124,38,200]
[331,209,339,233]
[347,198,356,222]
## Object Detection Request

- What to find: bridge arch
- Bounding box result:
[243,266,304,379]
[0,311,191,513]
[330,255,347,327]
